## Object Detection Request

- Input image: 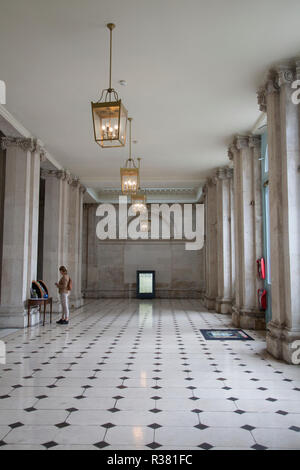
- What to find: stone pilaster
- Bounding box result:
[203,177,218,310]
[228,135,264,329]
[0,137,41,327]
[258,61,300,363]
[215,167,234,314]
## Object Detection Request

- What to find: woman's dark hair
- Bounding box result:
[59,266,68,274]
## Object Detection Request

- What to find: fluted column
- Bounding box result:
[42,169,65,311]
[257,61,300,363]
[229,171,235,304]
[42,169,86,312]
[203,178,218,310]
[67,177,85,309]
[0,137,42,327]
[228,135,264,329]
[215,167,234,313]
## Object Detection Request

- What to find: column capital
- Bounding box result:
[248,135,261,148]
[207,176,217,187]
[41,169,66,180]
[1,136,35,152]
[257,87,267,112]
[215,167,233,180]
[79,184,87,194]
[70,177,80,188]
[63,170,81,187]
[33,139,47,161]
[257,61,297,111]
[235,135,249,150]
[227,144,236,161]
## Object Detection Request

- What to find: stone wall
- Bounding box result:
[82,204,205,299]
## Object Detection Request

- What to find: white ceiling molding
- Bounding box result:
[84,183,203,204]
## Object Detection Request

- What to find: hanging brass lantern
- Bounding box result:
[91,23,128,148]
[120,118,139,195]
[131,192,147,214]
[140,218,150,232]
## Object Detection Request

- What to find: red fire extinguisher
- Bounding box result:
[258,289,267,311]
[257,258,266,279]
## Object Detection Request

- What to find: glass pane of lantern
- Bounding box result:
[119,101,128,147]
[131,193,147,214]
[120,168,139,194]
[91,100,127,147]
[140,219,150,232]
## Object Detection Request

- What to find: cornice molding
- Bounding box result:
[98,187,196,195]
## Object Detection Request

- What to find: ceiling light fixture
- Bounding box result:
[120,118,140,195]
[91,23,128,148]
[131,157,147,214]
[131,191,147,214]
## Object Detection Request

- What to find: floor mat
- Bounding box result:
[200,328,254,341]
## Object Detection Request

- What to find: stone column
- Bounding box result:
[76,184,85,305]
[229,171,235,305]
[228,135,264,329]
[203,178,218,310]
[0,137,42,327]
[42,169,85,312]
[27,141,44,297]
[215,167,234,313]
[257,61,300,363]
[67,176,85,309]
[42,169,65,312]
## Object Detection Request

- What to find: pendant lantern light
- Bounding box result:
[131,157,147,213]
[91,23,128,148]
[120,118,140,195]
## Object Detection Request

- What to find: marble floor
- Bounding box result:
[0,299,299,450]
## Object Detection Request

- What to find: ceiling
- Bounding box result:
[1,0,300,199]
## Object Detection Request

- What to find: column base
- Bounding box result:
[69,296,83,309]
[204,295,216,311]
[267,322,300,365]
[215,297,232,314]
[0,306,41,328]
[232,306,266,330]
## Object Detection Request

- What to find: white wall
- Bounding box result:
[82,204,204,298]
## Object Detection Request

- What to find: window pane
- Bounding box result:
[264,144,269,173]
[265,186,271,284]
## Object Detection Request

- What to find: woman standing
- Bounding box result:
[55,266,71,325]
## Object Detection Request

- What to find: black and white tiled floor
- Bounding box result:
[0,299,299,450]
